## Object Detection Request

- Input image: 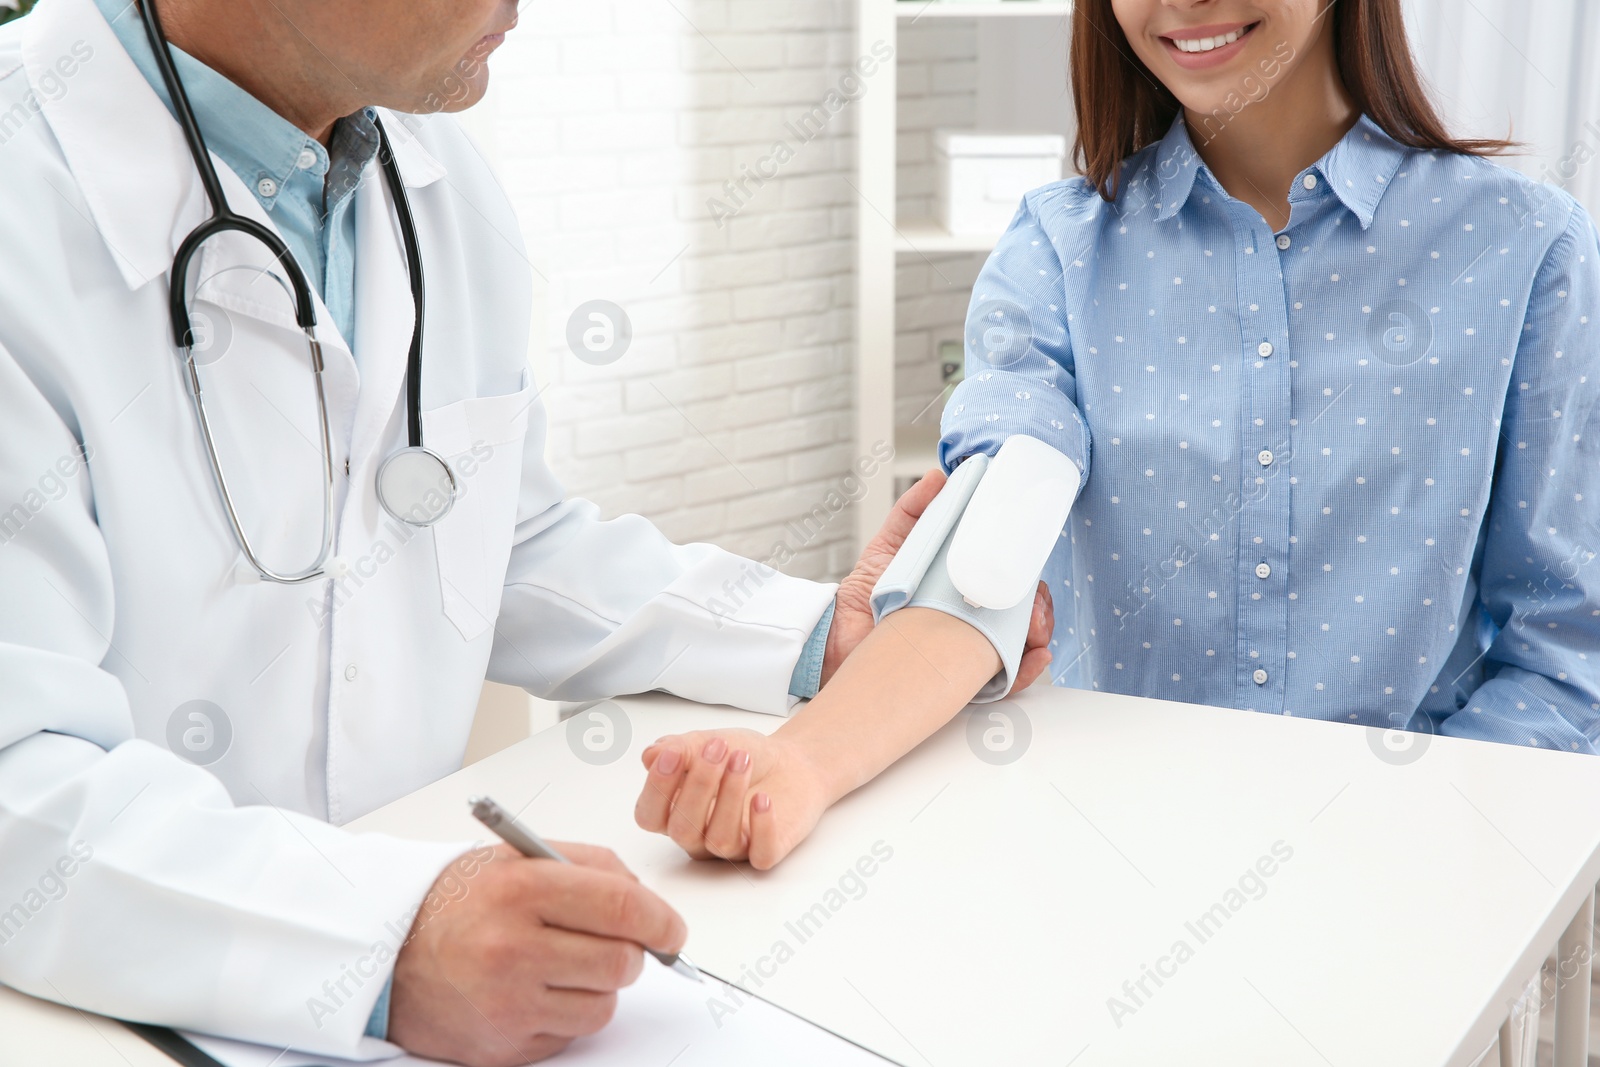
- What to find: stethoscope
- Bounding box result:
[139,0,457,586]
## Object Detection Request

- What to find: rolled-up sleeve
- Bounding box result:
[939,191,1092,491]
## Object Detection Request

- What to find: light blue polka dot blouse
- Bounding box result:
[939,112,1600,753]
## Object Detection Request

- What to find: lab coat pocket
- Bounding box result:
[421,371,535,641]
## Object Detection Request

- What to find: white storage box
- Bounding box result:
[935,130,1066,236]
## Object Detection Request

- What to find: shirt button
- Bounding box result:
[1257,449,1274,467]
[1257,341,1274,358]
[256,176,279,198]
[344,664,358,681]
[1253,668,1269,685]
[1302,174,1318,190]
[1255,562,1271,579]
[296,147,318,170]
[1275,234,1291,250]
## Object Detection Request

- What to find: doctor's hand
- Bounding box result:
[825,468,1055,692]
[387,842,686,1067]
[634,729,831,871]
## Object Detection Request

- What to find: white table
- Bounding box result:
[355,687,1600,1067]
[7,685,1600,1066]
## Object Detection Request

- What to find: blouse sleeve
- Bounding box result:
[939,190,1092,493]
[1442,200,1600,752]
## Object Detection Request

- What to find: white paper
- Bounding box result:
[180,959,892,1066]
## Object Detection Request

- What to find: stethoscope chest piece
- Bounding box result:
[143,0,452,577]
[377,446,457,527]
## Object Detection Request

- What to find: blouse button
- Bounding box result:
[1257,341,1274,358]
[1275,234,1291,250]
[1255,562,1272,580]
[1253,668,1269,685]
[1302,174,1318,190]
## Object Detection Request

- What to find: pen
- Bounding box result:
[468,795,703,982]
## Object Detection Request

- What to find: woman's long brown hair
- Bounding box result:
[1070,0,1517,201]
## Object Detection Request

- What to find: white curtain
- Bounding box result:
[1402,0,1600,213]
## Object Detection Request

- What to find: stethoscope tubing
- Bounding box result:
[137,0,446,583]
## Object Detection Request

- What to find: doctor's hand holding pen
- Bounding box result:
[386,842,685,1066]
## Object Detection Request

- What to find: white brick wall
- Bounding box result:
[489,0,871,582]
[894,22,983,431]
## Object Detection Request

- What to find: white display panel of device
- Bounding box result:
[945,434,1082,610]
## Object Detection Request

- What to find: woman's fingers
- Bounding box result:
[666,736,728,859]
[633,743,688,833]
[747,792,789,871]
[703,749,753,859]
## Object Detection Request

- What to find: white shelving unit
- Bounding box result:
[898,1,1072,16]
[852,0,1074,547]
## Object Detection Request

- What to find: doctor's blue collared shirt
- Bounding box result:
[93,0,374,346]
[940,112,1600,753]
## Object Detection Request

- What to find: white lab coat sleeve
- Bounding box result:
[0,347,470,1059]
[488,401,838,716]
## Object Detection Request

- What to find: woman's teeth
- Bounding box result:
[1171,26,1250,53]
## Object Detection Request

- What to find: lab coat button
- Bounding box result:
[1255,562,1271,579]
[1253,668,1269,685]
[1257,341,1274,358]
[1257,449,1274,467]
[256,177,278,198]
[344,664,358,681]
[1275,234,1291,250]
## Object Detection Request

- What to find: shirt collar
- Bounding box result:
[92,0,333,206]
[1152,111,1409,230]
[1311,113,1410,228]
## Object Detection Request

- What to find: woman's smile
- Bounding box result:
[1158,19,1262,70]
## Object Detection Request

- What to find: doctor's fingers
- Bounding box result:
[665,737,730,858]
[545,840,638,881]
[1011,646,1053,694]
[531,988,623,1039]
[525,862,687,956]
[524,926,645,993]
[896,468,948,525]
[1009,582,1055,694]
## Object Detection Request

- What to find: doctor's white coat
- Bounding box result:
[0,0,835,1056]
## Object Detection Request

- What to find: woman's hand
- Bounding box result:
[633,728,834,870]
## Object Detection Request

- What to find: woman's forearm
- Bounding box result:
[777,607,1004,803]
